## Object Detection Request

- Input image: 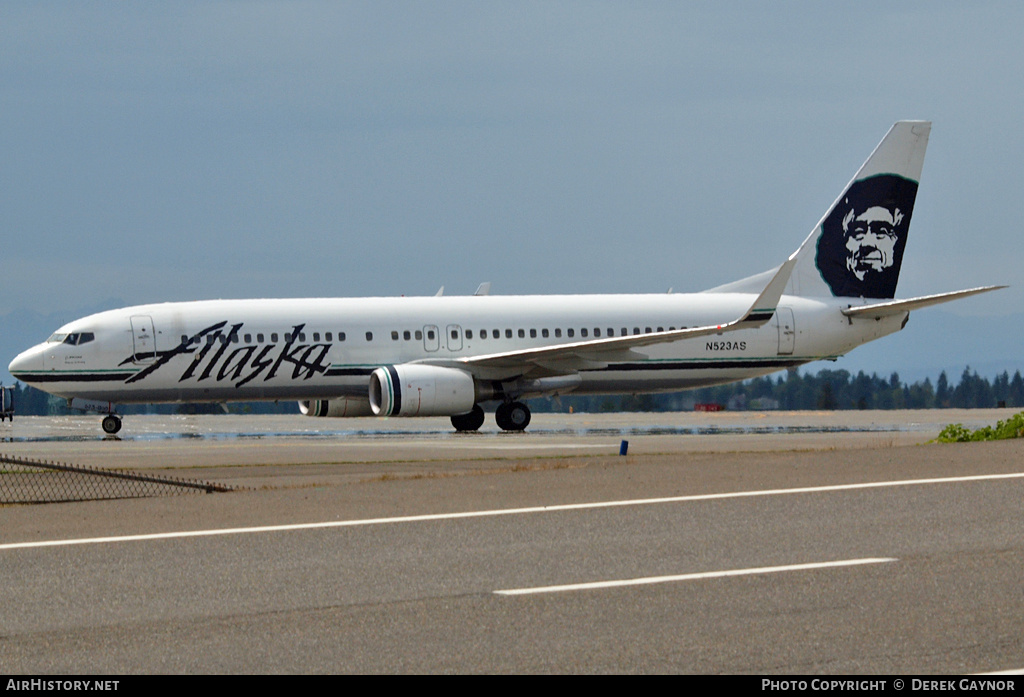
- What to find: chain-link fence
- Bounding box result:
[0,453,235,504]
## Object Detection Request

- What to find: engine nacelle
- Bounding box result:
[298,397,373,417]
[369,364,477,417]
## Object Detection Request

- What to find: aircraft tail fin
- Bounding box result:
[787,121,931,299]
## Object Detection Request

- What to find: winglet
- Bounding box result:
[737,255,797,326]
[452,253,800,374]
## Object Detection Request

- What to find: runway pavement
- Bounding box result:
[1,410,1023,674]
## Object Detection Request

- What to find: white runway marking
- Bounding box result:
[445,444,610,450]
[976,669,1024,675]
[338,441,611,450]
[493,558,898,595]
[3,472,1024,551]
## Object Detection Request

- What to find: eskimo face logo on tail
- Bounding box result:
[816,174,919,298]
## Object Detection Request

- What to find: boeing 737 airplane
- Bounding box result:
[9,121,1003,434]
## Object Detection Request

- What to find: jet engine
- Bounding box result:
[298,397,374,417]
[369,364,477,417]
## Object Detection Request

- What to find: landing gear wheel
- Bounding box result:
[495,401,531,432]
[451,404,485,432]
[101,414,122,435]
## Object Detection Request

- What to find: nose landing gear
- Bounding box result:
[101,414,122,435]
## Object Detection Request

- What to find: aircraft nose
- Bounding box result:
[9,345,44,378]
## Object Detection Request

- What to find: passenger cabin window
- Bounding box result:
[339,332,346,341]
[505,329,512,338]
[391,331,399,341]
[244,334,252,343]
[492,329,499,339]
[581,328,588,337]
[466,330,473,339]
[313,332,320,342]
[518,329,525,338]
[555,329,562,338]
[258,333,265,342]
[325,332,332,342]
[542,329,549,338]
[271,333,279,342]
[530,329,537,338]
[415,330,422,340]
[567,328,574,338]
[366,332,373,341]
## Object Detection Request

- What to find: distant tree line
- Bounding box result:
[532,366,1024,413]
[4,366,1023,417]
[1,384,298,417]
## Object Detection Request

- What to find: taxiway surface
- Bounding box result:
[1,410,1022,673]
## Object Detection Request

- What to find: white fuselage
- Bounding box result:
[9,292,905,408]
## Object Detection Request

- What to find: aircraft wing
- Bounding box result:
[430,256,797,379]
[840,286,1006,320]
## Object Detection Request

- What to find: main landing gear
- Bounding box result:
[449,402,532,432]
[495,401,530,432]
[101,414,122,435]
[450,404,486,432]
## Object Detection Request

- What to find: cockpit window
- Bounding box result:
[49,332,96,346]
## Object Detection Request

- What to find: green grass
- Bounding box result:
[937,411,1024,442]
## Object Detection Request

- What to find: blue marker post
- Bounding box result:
[619,440,629,456]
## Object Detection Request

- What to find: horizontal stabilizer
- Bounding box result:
[841,285,1007,319]
[702,267,777,294]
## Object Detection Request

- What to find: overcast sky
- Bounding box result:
[2,2,1020,322]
